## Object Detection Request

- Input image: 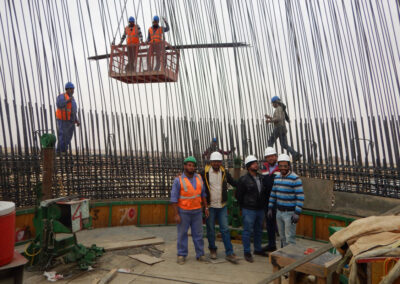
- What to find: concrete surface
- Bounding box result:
[302,177,335,212]
[23,225,323,284]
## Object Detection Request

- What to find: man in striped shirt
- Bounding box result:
[267,153,304,247]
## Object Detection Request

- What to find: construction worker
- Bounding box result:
[261,147,279,253]
[268,154,304,247]
[265,96,302,162]
[170,156,209,264]
[200,152,239,264]
[235,155,269,262]
[119,16,143,72]
[202,137,234,161]
[146,15,169,71]
[56,82,80,153]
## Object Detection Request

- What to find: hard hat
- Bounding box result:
[153,15,159,22]
[271,96,280,103]
[277,153,291,163]
[264,147,277,157]
[65,82,75,89]
[210,152,223,161]
[129,16,135,23]
[184,156,197,165]
[212,137,217,142]
[244,155,258,167]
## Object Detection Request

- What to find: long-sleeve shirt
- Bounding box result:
[268,171,304,214]
[147,21,170,42]
[120,24,143,43]
[271,105,286,128]
[56,93,78,122]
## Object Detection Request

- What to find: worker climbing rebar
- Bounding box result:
[265,96,302,162]
[56,82,80,154]
[119,16,143,73]
[146,15,169,71]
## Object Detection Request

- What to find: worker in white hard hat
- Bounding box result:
[235,155,269,262]
[200,151,239,264]
[261,147,279,253]
[267,154,304,247]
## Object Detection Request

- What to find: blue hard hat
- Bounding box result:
[129,16,135,23]
[65,82,75,89]
[153,15,159,22]
[271,96,280,103]
[212,137,217,142]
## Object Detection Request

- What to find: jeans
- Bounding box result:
[241,208,264,254]
[276,210,297,247]
[206,206,234,256]
[267,126,299,157]
[147,43,165,71]
[264,207,277,248]
[56,120,75,153]
[177,209,204,258]
[126,45,138,72]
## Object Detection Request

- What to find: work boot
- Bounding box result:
[225,253,238,264]
[244,253,254,263]
[254,250,269,257]
[209,249,217,260]
[177,256,185,265]
[196,255,209,263]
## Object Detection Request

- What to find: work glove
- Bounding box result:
[267,209,273,219]
[291,214,299,224]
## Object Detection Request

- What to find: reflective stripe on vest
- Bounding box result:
[148,27,163,43]
[178,175,202,210]
[125,26,139,45]
[56,93,72,121]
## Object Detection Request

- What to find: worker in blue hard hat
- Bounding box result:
[119,16,143,72]
[202,137,235,161]
[265,96,302,162]
[55,82,80,153]
[146,15,170,71]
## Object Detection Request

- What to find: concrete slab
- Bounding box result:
[301,177,334,212]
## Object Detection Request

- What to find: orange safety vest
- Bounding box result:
[56,93,72,121]
[178,175,203,210]
[125,26,140,45]
[148,26,163,43]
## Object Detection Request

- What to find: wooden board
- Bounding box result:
[128,254,164,265]
[111,205,138,226]
[90,206,109,228]
[167,204,176,225]
[102,237,164,251]
[15,213,35,242]
[140,204,166,225]
[296,214,314,238]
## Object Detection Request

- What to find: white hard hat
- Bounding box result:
[244,155,258,167]
[210,151,223,161]
[264,147,277,157]
[277,153,291,163]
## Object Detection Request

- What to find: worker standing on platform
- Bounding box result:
[235,155,269,263]
[119,16,143,72]
[261,147,279,253]
[200,152,239,264]
[265,96,302,162]
[268,154,304,248]
[56,82,80,153]
[202,137,234,161]
[146,15,169,71]
[170,156,209,265]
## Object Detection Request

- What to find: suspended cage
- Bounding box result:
[109,42,180,83]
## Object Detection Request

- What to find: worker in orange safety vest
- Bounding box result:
[119,16,143,72]
[170,156,209,265]
[146,15,169,71]
[56,82,80,153]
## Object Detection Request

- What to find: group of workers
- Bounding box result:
[171,148,304,264]
[118,15,170,72]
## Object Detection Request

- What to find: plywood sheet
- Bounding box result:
[102,237,164,251]
[128,254,164,265]
[111,205,138,226]
[140,204,166,225]
[90,206,109,228]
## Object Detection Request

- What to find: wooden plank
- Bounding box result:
[128,254,164,265]
[102,237,164,251]
[257,243,333,284]
[140,205,165,225]
[98,268,117,284]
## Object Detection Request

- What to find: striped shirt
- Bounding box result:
[268,171,304,214]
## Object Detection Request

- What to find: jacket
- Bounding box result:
[235,173,268,210]
[200,165,237,207]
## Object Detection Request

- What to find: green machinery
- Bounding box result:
[24,185,104,270]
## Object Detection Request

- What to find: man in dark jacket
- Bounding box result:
[235,155,269,262]
[261,147,279,252]
[200,152,238,264]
